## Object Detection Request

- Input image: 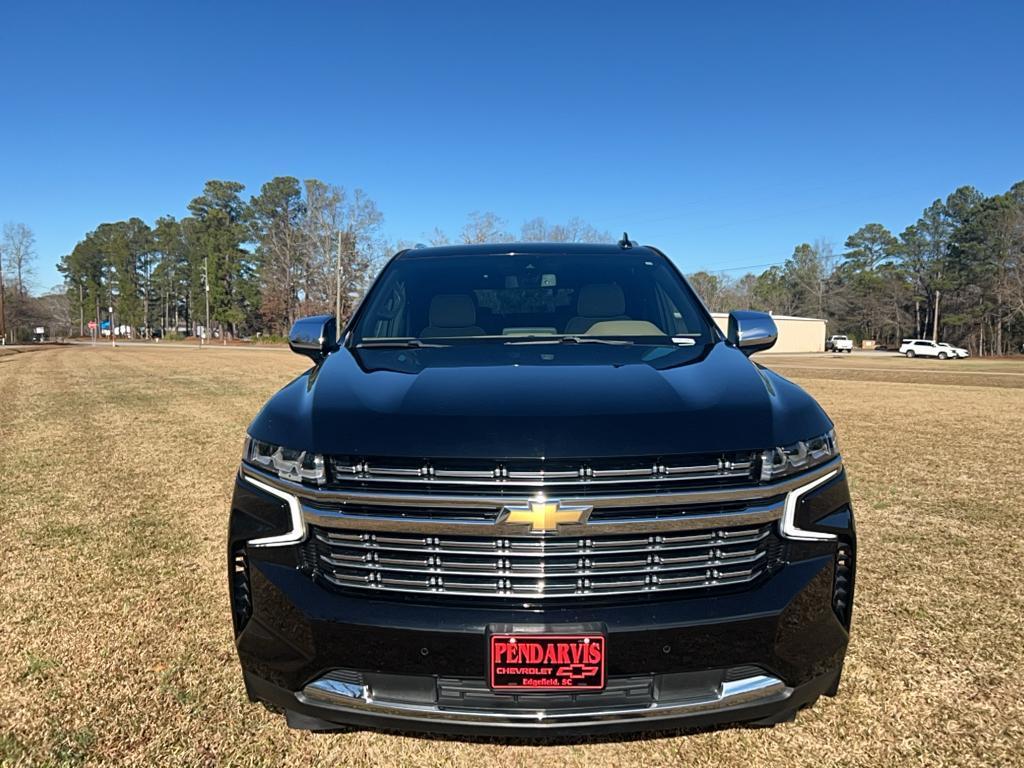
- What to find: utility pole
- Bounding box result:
[143,258,151,339]
[0,262,6,345]
[202,255,210,348]
[335,231,355,341]
[109,305,115,348]
[335,232,343,340]
[79,283,84,337]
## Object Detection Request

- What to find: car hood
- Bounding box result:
[249,341,832,459]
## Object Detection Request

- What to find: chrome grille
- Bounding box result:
[308,522,781,599]
[326,452,759,496]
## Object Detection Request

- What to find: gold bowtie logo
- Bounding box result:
[499,499,593,533]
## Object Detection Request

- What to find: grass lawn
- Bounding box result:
[1,346,1022,766]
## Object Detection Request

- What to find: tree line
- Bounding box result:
[690,181,1024,354]
[54,178,387,341]
[3,177,1022,354]
[50,179,611,342]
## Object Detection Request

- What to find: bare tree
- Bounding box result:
[1,223,37,341]
[2,223,36,297]
[686,271,724,310]
[520,216,610,243]
[427,227,450,246]
[37,290,72,338]
[460,211,512,244]
[519,217,548,243]
[302,180,385,322]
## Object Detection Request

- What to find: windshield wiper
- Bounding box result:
[504,335,634,346]
[355,339,449,349]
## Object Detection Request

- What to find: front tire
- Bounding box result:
[906,350,915,358]
[938,352,947,360]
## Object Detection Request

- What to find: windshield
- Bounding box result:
[351,250,714,346]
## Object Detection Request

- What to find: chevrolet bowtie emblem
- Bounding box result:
[499,499,593,533]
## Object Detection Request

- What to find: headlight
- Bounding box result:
[760,429,838,481]
[244,437,327,485]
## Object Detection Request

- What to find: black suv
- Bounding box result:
[229,241,855,736]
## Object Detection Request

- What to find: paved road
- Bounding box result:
[63,339,291,352]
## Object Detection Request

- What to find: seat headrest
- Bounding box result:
[577,283,626,317]
[428,294,477,328]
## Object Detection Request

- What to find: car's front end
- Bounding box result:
[228,242,856,736]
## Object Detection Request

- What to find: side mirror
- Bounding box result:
[289,315,338,362]
[727,310,777,356]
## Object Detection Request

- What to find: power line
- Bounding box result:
[692,259,788,274]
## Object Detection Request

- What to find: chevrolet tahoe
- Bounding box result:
[228,240,856,737]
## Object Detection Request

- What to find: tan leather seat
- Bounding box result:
[564,283,629,334]
[421,294,485,337]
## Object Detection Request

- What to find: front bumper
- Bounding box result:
[245,664,840,736]
[229,467,855,736]
[234,549,849,735]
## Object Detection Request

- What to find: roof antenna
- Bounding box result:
[618,232,633,249]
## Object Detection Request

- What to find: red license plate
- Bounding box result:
[489,634,606,691]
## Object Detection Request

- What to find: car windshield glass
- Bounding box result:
[351,250,713,345]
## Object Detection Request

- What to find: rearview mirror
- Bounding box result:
[289,315,338,362]
[727,310,777,356]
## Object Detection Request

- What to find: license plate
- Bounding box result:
[489,634,606,691]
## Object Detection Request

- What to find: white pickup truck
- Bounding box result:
[826,335,854,353]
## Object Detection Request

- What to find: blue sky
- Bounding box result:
[1,1,1022,292]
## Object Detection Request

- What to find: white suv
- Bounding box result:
[899,339,952,359]
[937,342,969,359]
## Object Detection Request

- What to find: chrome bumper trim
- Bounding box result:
[298,673,789,727]
[302,499,784,535]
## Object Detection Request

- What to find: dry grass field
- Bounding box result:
[1,346,1023,767]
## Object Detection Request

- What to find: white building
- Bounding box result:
[711,313,826,353]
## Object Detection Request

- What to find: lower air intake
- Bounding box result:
[833,543,853,626]
[231,546,252,631]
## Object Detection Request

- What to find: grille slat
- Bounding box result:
[317,549,768,579]
[313,528,769,558]
[327,452,760,496]
[310,523,779,599]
